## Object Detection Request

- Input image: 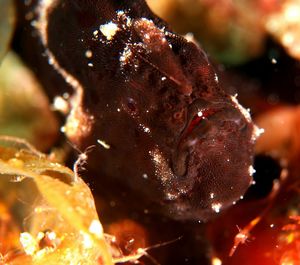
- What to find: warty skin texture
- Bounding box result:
[17,0,256,221]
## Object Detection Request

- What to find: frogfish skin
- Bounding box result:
[18,0,259,221]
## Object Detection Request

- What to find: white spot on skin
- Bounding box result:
[89,220,103,238]
[184,32,195,43]
[85,50,93,58]
[210,193,215,199]
[211,203,222,213]
[88,63,93,67]
[52,96,69,114]
[97,139,111,149]
[99,22,119,40]
[93,30,99,37]
[254,127,265,139]
[48,57,54,65]
[120,45,133,67]
[20,232,37,255]
[197,111,203,117]
[161,76,166,81]
[139,124,151,134]
[149,148,180,199]
[249,165,256,176]
[63,92,69,99]
[142,173,148,179]
[81,232,93,249]
[271,58,277,64]
[117,10,132,27]
[212,257,222,265]
[214,74,219,83]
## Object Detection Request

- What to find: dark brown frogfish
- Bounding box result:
[17,0,260,221]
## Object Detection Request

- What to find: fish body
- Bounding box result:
[17,0,257,220]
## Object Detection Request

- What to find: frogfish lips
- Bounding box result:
[169,100,255,220]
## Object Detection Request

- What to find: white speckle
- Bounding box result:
[212,257,222,265]
[53,96,69,114]
[20,232,37,255]
[63,92,70,99]
[93,30,99,37]
[211,202,222,213]
[88,63,93,67]
[226,158,230,162]
[117,108,121,112]
[197,111,203,117]
[271,58,277,64]
[184,32,195,42]
[270,223,275,228]
[117,10,125,16]
[100,22,119,40]
[120,45,132,67]
[240,196,244,200]
[214,74,219,83]
[81,232,93,249]
[142,173,148,179]
[140,124,151,133]
[232,201,236,205]
[85,50,93,58]
[235,229,248,242]
[257,127,265,136]
[48,57,54,65]
[249,165,256,176]
[252,125,265,142]
[210,193,215,199]
[30,20,37,27]
[166,192,177,200]
[89,220,103,238]
[161,76,167,81]
[252,180,256,185]
[97,139,111,149]
[150,148,176,198]
[117,10,132,27]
